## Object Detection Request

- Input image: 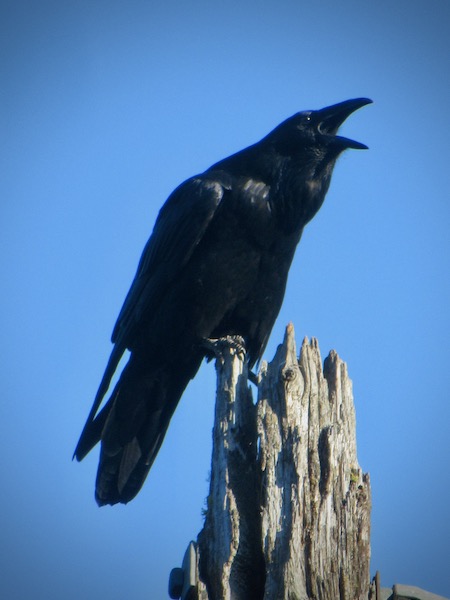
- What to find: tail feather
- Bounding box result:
[95,407,173,505]
[88,353,203,506]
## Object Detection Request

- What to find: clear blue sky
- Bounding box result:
[2,1,449,598]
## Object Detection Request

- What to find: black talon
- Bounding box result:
[202,335,247,360]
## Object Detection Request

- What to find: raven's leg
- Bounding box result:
[247,370,259,386]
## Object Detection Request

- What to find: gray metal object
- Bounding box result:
[373,572,449,600]
[168,541,197,600]
[393,583,449,600]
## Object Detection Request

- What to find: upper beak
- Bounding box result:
[316,98,373,150]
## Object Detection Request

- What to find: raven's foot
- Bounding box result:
[202,336,259,385]
[203,335,247,361]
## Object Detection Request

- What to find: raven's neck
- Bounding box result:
[210,144,335,234]
[270,156,335,234]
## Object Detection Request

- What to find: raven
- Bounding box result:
[74,98,372,505]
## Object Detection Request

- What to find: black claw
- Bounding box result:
[202,335,247,360]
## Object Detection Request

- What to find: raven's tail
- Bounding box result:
[75,353,203,506]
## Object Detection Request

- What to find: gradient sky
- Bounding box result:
[1,1,449,598]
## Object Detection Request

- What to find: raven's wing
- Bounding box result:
[74,175,228,459]
[112,176,228,348]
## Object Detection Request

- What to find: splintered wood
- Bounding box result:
[197,325,371,600]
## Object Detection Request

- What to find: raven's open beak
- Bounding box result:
[316,98,372,150]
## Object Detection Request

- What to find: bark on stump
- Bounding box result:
[196,324,371,600]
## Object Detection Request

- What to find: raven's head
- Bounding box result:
[262,98,372,227]
[269,97,372,157]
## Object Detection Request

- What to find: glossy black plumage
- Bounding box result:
[74,98,371,505]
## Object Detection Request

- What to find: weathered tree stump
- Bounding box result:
[195,324,371,600]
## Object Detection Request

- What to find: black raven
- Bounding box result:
[74,98,372,505]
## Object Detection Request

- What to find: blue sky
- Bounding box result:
[1,1,449,598]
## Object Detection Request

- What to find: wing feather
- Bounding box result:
[74,174,228,458]
[112,176,227,347]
